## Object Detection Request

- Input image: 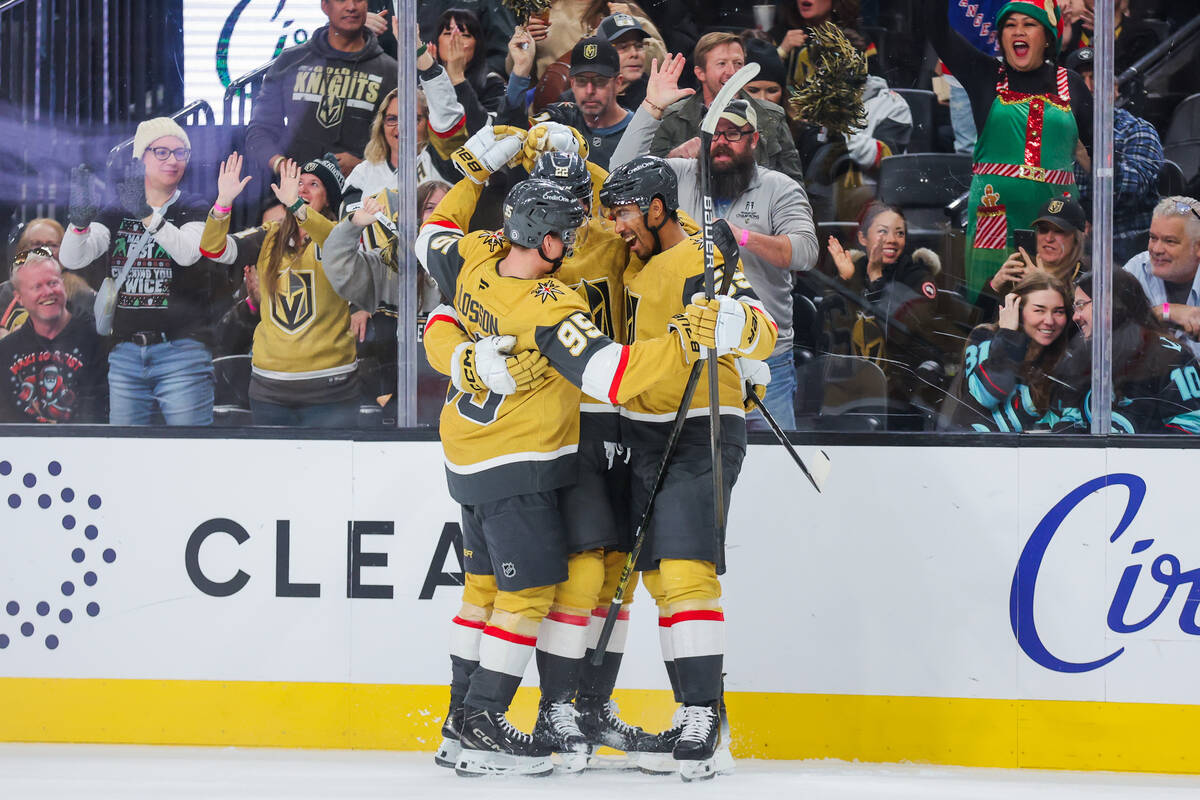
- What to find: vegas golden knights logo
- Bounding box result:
[851,313,885,364]
[584,44,598,59]
[271,271,316,334]
[1047,200,1063,214]
[316,91,346,129]
[576,278,614,337]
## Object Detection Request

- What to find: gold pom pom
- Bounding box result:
[786,22,868,137]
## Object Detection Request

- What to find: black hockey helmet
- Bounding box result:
[599,156,678,216]
[530,152,593,207]
[503,179,587,265]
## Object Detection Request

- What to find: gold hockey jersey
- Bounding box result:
[621,231,777,448]
[417,226,692,504]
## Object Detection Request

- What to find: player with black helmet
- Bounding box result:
[416,174,712,777]
[599,155,778,781]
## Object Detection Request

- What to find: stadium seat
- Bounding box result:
[212,354,252,427]
[893,88,937,154]
[877,153,972,256]
[1158,159,1186,196]
[1164,142,1200,184]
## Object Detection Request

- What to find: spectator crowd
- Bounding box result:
[3,0,1200,433]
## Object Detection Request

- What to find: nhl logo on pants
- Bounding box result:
[502,562,517,578]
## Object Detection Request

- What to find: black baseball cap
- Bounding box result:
[597,13,648,43]
[1033,195,1087,234]
[570,36,620,78]
[1064,46,1094,74]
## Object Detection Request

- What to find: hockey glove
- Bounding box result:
[451,125,527,184]
[737,358,772,412]
[520,121,588,171]
[450,335,549,395]
[686,294,760,355]
[711,218,740,271]
[118,161,153,220]
[667,312,708,365]
[67,165,99,229]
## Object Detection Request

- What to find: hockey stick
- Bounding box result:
[588,259,740,666]
[696,61,761,540]
[745,382,830,492]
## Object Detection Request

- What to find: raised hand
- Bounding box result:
[67,165,99,229]
[364,10,388,36]
[827,235,855,280]
[352,194,385,227]
[118,161,153,222]
[442,31,470,82]
[270,158,301,209]
[644,54,696,116]
[216,152,252,207]
[780,29,807,55]
[508,26,535,76]
[999,292,1021,331]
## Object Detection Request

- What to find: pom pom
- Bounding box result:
[786,22,868,137]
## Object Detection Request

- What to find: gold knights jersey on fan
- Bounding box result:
[424,176,633,441]
[416,224,693,505]
[622,231,777,449]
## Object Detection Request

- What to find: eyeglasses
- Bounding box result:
[713,127,754,142]
[384,115,400,128]
[12,246,54,268]
[1072,299,1092,311]
[147,146,191,162]
[1175,201,1200,222]
[571,75,613,90]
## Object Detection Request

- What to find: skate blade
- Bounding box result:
[552,751,590,773]
[586,750,639,770]
[714,745,735,776]
[678,756,718,782]
[634,752,678,775]
[454,750,554,777]
[434,737,461,769]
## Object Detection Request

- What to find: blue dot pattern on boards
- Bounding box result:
[59,609,72,624]
[20,622,33,637]
[38,494,51,509]
[86,602,99,617]
[84,525,98,540]
[47,461,61,476]
[61,581,74,596]
[61,488,74,502]
[102,549,116,563]
[71,548,85,563]
[83,572,97,587]
[36,601,49,616]
[62,515,75,530]
[5,601,18,615]
[87,494,101,509]
[7,494,19,509]
[0,461,10,475]
[0,634,7,648]
[23,473,35,488]
[45,635,58,650]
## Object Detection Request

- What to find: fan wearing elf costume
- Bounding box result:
[922,0,1093,303]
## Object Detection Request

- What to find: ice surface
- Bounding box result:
[2,745,1200,799]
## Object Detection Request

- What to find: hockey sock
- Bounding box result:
[659,559,724,705]
[536,550,603,703]
[464,591,553,713]
[578,604,629,700]
[449,617,483,709]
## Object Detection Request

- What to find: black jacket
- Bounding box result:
[246,26,398,170]
[0,314,107,423]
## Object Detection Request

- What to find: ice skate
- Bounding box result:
[635,706,684,775]
[434,705,464,769]
[674,702,720,782]
[577,696,656,768]
[455,707,554,777]
[532,700,591,773]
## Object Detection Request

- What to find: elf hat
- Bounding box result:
[996,0,1064,56]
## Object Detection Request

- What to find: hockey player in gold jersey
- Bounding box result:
[600,155,778,780]
[416,176,709,776]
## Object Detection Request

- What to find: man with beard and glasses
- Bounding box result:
[611,55,818,428]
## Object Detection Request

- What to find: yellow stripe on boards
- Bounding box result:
[2,679,1200,774]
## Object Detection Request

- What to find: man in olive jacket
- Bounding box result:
[649,31,804,187]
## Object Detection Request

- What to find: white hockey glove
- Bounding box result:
[602,442,630,469]
[667,312,708,365]
[451,335,550,395]
[520,121,588,171]
[452,125,526,184]
[737,358,772,411]
[686,293,760,355]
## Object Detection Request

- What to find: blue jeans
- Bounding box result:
[747,351,796,432]
[949,83,977,155]
[250,397,361,428]
[108,338,214,426]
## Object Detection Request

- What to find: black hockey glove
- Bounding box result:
[67,165,99,229]
[118,161,153,220]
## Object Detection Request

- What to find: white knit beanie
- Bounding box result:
[132,117,190,160]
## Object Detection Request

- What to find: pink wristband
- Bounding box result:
[212,203,232,215]
[738,228,750,247]
[1163,302,1170,320]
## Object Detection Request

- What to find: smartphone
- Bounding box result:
[1012,228,1037,257]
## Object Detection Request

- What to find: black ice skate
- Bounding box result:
[673,702,721,782]
[455,707,554,777]
[577,696,656,768]
[434,705,464,768]
[532,700,591,772]
[635,707,685,776]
